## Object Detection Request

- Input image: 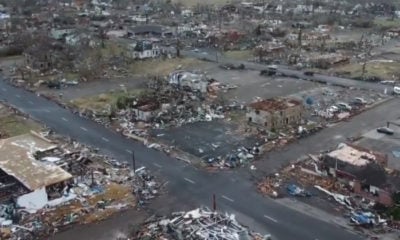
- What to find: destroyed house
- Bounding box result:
[246,98,303,130]
[0,133,72,205]
[168,70,208,93]
[24,43,61,72]
[133,101,159,122]
[324,143,393,206]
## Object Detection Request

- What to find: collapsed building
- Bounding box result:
[168,70,209,93]
[0,132,72,210]
[246,98,303,131]
[24,44,58,72]
[324,143,394,206]
[0,130,158,239]
[134,207,271,240]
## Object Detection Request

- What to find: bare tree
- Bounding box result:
[361,44,373,80]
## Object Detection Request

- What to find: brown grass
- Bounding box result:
[127,57,206,76]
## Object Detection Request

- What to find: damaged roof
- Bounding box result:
[249,98,302,112]
[327,143,387,166]
[129,25,163,35]
[0,133,72,191]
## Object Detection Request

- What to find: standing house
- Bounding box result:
[246,98,303,130]
[128,40,160,60]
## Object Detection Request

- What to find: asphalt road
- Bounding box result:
[252,97,400,177]
[183,50,389,93]
[0,80,364,240]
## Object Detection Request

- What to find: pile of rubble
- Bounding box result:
[133,207,271,240]
[72,78,230,138]
[258,154,399,236]
[0,132,159,240]
[206,145,262,169]
[258,158,336,198]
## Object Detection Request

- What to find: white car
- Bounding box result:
[353,97,367,105]
[393,86,400,95]
[327,106,339,113]
[337,102,352,111]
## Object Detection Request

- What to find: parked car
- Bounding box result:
[337,102,352,111]
[376,127,394,135]
[393,86,400,95]
[380,80,395,85]
[304,71,314,76]
[353,97,367,105]
[328,105,339,113]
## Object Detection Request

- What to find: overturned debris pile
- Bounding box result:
[134,207,270,240]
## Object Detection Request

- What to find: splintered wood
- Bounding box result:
[258,164,336,197]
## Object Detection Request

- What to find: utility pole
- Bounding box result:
[215,44,219,63]
[91,168,95,186]
[212,193,217,211]
[132,150,136,173]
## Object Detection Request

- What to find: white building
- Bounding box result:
[169,70,209,93]
[128,41,160,60]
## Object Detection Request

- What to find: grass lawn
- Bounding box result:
[127,57,206,76]
[70,89,144,112]
[224,50,253,61]
[334,62,400,80]
[374,18,400,29]
[0,114,41,137]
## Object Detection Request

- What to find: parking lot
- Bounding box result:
[207,69,321,103]
[355,122,400,171]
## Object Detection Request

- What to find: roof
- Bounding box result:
[248,98,302,112]
[327,143,381,166]
[0,133,72,191]
[130,25,163,34]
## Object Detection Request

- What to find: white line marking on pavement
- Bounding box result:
[61,117,68,122]
[44,109,50,113]
[264,215,278,223]
[15,94,21,98]
[80,126,88,132]
[125,149,133,154]
[184,177,195,184]
[152,163,162,168]
[102,137,109,142]
[1,88,6,91]
[28,101,34,105]
[221,195,235,202]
